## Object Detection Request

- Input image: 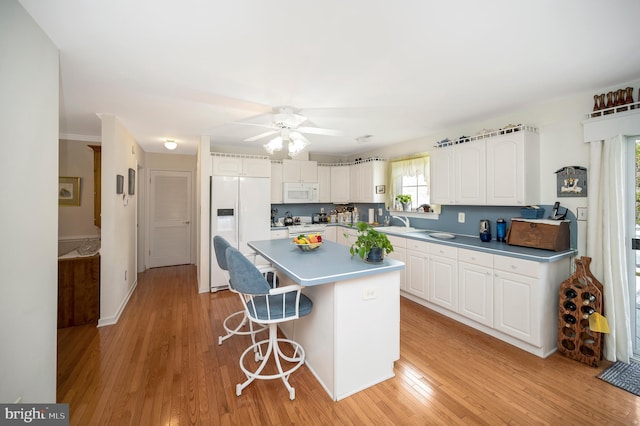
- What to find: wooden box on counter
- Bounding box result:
[506,218,570,251]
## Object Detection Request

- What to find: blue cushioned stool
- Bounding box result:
[226,246,313,400]
[213,236,276,350]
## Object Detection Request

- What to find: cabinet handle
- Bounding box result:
[510,265,517,269]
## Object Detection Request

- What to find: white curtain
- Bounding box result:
[390,156,429,201]
[586,135,633,362]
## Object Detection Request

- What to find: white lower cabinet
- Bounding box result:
[458,249,494,327]
[406,239,429,299]
[428,244,458,311]
[338,227,358,247]
[399,239,570,358]
[386,235,407,292]
[323,226,337,243]
[270,229,288,239]
[493,256,540,346]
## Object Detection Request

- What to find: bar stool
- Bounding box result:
[225,246,313,400]
[213,236,276,350]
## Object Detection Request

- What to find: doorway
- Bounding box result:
[147,170,193,268]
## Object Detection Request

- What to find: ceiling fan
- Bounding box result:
[234,106,344,157]
[237,106,344,142]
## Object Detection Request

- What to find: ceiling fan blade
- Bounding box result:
[244,130,278,142]
[297,126,344,137]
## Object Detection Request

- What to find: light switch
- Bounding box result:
[458,212,465,223]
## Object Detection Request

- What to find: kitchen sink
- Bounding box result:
[373,226,418,234]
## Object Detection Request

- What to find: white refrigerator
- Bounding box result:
[210,176,271,292]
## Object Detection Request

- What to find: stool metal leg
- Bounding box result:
[236,323,305,400]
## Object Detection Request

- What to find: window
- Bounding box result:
[390,156,430,210]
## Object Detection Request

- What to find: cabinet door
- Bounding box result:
[338,227,357,246]
[388,248,406,291]
[270,229,288,239]
[243,158,271,177]
[458,262,494,327]
[486,132,539,205]
[358,161,386,203]
[429,147,455,204]
[494,270,540,346]
[270,162,283,203]
[318,165,331,202]
[300,161,318,182]
[330,166,350,203]
[455,141,485,204]
[283,159,318,182]
[212,156,242,176]
[323,226,337,242]
[349,163,362,202]
[406,250,428,299]
[429,255,458,311]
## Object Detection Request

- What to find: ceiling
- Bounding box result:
[18,0,640,156]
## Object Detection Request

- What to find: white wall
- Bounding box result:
[0,0,59,403]
[197,136,212,293]
[99,115,141,325]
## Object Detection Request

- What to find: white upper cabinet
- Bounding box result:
[486,131,540,206]
[429,147,455,205]
[212,156,271,177]
[330,165,350,203]
[349,160,386,203]
[430,127,539,206]
[318,165,331,203]
[455,140,486,205]
[271,162,283,203]
[282,159,318,183]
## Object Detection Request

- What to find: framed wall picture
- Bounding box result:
[116,174,124,194]
[375,185,386,194]
[59,176,81,206]
[128,168,135,195]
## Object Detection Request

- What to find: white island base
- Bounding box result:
[279,271,400,401]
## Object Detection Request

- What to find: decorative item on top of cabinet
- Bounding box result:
[557,256,604,367]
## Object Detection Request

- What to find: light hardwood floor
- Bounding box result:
[57,265,639,425]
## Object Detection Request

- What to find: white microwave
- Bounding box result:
[283,182,319,203]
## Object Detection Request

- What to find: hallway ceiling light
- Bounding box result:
[164,139,177,150]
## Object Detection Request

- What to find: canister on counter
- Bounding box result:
[496,218,507,242]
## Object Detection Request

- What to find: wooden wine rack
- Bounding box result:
[557,256,604,367]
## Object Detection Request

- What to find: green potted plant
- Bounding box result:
[346,221,394,263]
[395,194,412,212]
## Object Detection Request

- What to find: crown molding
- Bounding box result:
[59,133,101,142]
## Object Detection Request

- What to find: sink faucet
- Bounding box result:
[392,215,410,228]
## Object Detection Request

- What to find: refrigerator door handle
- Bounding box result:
[235,199,240,243]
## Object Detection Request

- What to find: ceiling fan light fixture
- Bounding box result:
[263,136,283,154]
[287,137,309,158]
[164,139,177,150]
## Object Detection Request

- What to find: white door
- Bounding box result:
[148,170,192,268]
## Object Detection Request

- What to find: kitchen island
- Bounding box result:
[248,239,404,401]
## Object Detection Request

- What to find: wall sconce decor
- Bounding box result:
[128,168,135,195]
[116,174,124,194]
[555,166,587,197]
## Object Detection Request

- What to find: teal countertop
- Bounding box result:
[248,239,404,287]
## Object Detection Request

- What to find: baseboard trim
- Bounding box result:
[97,279,138,327]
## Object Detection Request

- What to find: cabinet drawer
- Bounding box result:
[406,239,430,253]
[458,248,493,267]
[429,243,457,259]
[494,255,539,278]
[387,235,406,249]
